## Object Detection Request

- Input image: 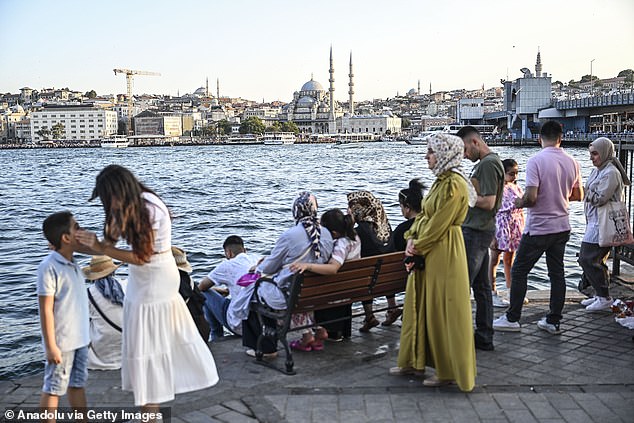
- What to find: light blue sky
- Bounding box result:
[1,0,633,101]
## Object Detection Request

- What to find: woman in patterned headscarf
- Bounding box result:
[390,134,476,392]
[242,191,334,355]
[346,190,399,331]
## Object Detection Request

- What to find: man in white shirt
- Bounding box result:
[199,236,261,341]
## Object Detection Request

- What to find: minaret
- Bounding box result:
[417,80,420,96]
[329,46,336,132]
[348,51,354,115]
[206,77,209,97]
[216,78,220,103]
[535,48,542,78]
[429,83,432,96]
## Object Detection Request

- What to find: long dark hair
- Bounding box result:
[321,208,356,241]
[398,178,426,213]
[90,165,159,262]
[502,158,518,172]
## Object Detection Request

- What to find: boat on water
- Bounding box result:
[330,133,372,148]
[331,140,364,149]
[226,134,262,144]
[263,132,296,145]
[100,135,129,148]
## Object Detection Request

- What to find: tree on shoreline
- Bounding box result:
[36,126,50,141]
[51,123,65,140]
[239,117,265,135]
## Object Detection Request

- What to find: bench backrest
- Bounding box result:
[291,251,408,314]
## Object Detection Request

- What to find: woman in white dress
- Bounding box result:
[76,165,218,412]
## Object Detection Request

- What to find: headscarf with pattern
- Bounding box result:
[428,133,478,207]
[292,191,322,259]
[346,190,392,243]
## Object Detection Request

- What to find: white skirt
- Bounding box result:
[122,251,219,406]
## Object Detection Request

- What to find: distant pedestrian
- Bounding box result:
[37,211,89,419]
[579,137,630,311]
[76,164,219,412]
[488,159,525,308]
[458,125,505,351]
[493,121,583,335]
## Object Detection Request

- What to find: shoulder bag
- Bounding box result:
[597,201,634,247]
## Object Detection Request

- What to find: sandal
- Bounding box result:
[310,341,324,351]
[359,316,380,333]
[314,327,328,341]
[381,309,403,326]
[290,339,312,352]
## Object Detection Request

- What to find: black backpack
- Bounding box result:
[178,269,211,342]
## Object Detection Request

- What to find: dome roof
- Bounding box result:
[297,96,316,106]
[193,87,207,96]
[301,78,324,92]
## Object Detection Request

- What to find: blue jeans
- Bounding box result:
[462,227,495,346]
[202,289,231,341]
[507,231,570,324]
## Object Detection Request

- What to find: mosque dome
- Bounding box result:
[193,87,207,96]
[301,79,324,92]
[407,88,417,96]
[297,96,316,106]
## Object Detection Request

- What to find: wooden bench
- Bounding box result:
[249,251,408,374]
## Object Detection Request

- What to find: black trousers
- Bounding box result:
[241,310,278,354]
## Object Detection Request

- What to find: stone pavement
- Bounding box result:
[2,291,633,422]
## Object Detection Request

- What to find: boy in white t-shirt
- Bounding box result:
[37,211,90,417]
[199,235,261,340]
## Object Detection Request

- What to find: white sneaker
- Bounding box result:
[580,296,597,306]
[537,317,561,335]
[492,293,510,308]
[585,296,612,311]
[493,314,521,332]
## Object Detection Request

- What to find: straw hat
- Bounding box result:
[82,255,121,281]
[172,246,192,273]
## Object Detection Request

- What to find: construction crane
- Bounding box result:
[113,68,160,135]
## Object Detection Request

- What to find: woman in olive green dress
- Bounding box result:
[392,133,476,392]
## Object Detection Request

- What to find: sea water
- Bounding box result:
[0,142,592,379]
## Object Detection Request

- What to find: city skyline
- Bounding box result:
[1,0,633,102]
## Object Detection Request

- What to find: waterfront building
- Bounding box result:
[338,114,401,135]
[30,104,118,143]
[15,119,32,143]
[1,104,27,142]
[281,47,344,134]
[503,50,552,138]
[282,76,343,134]
[134,110,182,137]
[243,106,281,128]
[457,98,484,124]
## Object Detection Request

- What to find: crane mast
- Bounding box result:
[113,68,160,136]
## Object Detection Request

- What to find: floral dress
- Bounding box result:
[494,182,525,252]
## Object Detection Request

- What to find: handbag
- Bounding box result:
[597,201,634,247]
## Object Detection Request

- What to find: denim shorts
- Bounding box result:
[42,346,88,396]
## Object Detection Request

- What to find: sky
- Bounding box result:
[1,0,633,102]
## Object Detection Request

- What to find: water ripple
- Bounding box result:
[0,143,593,379]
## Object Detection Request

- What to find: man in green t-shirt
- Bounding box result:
[458,126,504,351]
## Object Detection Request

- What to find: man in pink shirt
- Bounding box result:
[493,121,583,334]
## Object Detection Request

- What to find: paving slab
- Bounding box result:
[1,298,633,422]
